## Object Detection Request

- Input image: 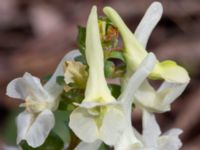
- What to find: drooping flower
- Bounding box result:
[69,6,157,146]
[103,2,190,112]
[6,50,80,147]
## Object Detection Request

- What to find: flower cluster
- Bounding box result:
[6,2,189,150]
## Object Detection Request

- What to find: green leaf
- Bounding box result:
[76,26,86,56]
[52,111,70,144]
[21,132,64,150]
[56,76,65,86]
[108,84,121,98]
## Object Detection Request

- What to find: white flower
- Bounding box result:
[103,2,190,112]
[69,6,157,146]
[103,3,189,84]
[133,2,189,112]
[73,52,158,150]
[115,110,182,150]
[141,110,182,150]
[6,50,80,147]
[69,6,124,145]
[103,2,185,150]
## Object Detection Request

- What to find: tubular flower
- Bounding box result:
[69,6,157,146]
[103,2,190,112]
[6,50,80,147]
[102,2,185,149]
[74,52,157,150]
[103,3,190,84]
[69,6,125,145]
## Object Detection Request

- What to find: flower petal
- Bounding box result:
[84,6,114,103]
[134,2,163,48]
[69,107,99,143]
[22,73,50,100]
[158,129,183,150]
[119,53,157,107]
[115,127,142,150]
[158,82,188,106]
[150,60,190,83]
[135,80,188,112]
[134,80,170,112]
[7,78,29,100]
[44,50,81,97]
[75,140,102,150]
[16,111,34,144]
[115,54,157,149]
[164,128,183,137]
[142,110,161,147]
[100,106,126,145]
[25,109,55,148]
[7,73,49,101]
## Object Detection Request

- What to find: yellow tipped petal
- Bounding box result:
[150,61,190,83]
[84,6,114,103]
[104,7,190,83]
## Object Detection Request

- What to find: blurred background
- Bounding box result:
[0,0,200,149]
